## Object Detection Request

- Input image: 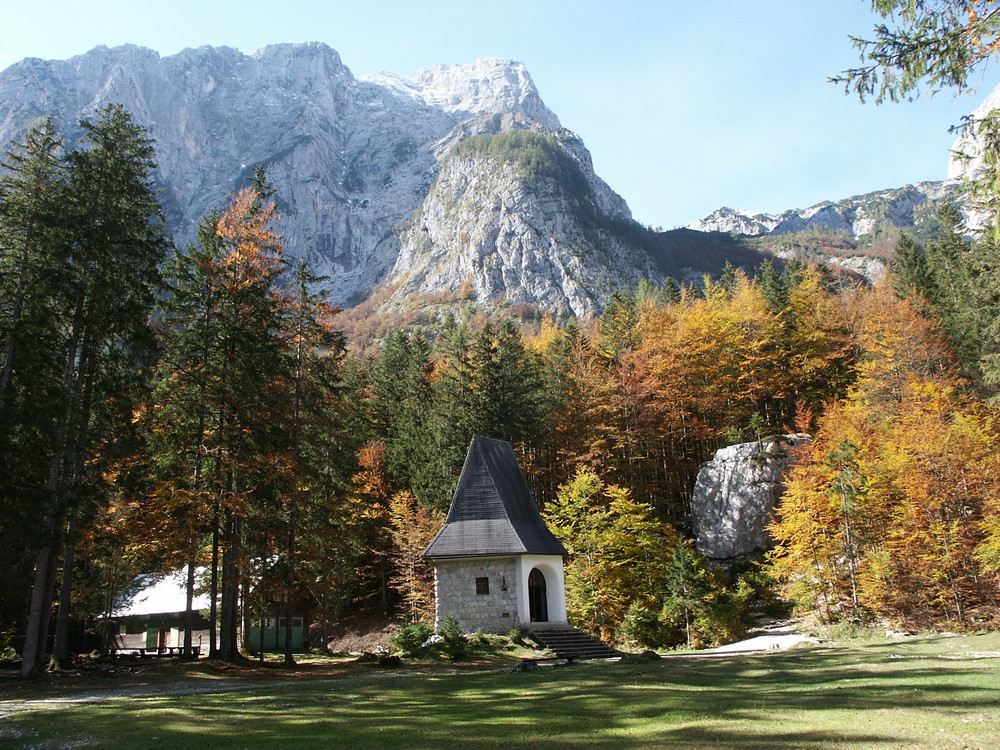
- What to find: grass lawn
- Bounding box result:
[1,632,998,749]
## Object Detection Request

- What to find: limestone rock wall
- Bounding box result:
[688,183,954,240]
[384,126,652,318]
[0,43,655,315]
[691,435,809,560]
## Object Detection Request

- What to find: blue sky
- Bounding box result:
[2,0,998,229]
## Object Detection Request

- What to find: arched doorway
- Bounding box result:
[528,568,548,622]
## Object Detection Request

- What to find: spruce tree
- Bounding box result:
[470,319,548,446]
[277,260,346,665]
[0,119,69,644]
[19,104,168,677]
[891,233,935,302]
[598,290,638,363]
[422,317,476,509]
[370,330,437,500]
[756,259,787,313]
[149,174,350,663]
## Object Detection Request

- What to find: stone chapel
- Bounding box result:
[423,436,568,633]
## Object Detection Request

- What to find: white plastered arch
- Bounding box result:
[516,554,567,627]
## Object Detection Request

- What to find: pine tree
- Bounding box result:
[718,261,739,294]
[370,330,437,500]
[0,118,67,415]
[276,260,346,665]
[598,290,639,363]
[421,317,476,510]
[755,259,787,313]
[468,319,548,445]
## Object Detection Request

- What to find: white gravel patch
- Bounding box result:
[714,633,820,653]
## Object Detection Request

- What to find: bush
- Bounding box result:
[389,621,434,656]
[439,614,467,660]
[506,627,526,645]
[354,646,402,667]
[619,599,675,649]
[807,611,885,643]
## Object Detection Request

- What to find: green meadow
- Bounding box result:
[2,633,998,749]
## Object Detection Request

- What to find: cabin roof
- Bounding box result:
[113,569,211,618]
[423,436,567,558]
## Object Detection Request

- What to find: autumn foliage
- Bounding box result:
[768,286,1000,628]
[7,126,1000,663]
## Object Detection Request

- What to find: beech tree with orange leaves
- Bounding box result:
[387,489,441,622]
[150,179,289,660]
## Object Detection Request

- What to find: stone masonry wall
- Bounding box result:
[434,556,520,633]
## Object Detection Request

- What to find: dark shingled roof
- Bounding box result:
[423,436,568,558]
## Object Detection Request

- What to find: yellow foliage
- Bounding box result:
[769,296,1000,627]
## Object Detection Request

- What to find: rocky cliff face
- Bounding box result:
[687,182,957,283]
[948,81,1000,184]
[382,120,652,317]
[0,43,656,312]
[691,436,809,560]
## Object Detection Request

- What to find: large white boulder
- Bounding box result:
[691,435,809,560]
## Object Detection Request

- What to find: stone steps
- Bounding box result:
[529,625,620,660]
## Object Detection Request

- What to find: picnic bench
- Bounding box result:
[111,645,201,658]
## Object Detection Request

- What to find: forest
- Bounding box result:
[2,89,1000,678]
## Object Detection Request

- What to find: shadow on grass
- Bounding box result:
[5,640,998,749]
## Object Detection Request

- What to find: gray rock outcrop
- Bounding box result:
[686,182,956,283]
[691,435,809,560]
[947,79,1000,184]
[947,79,1000,232]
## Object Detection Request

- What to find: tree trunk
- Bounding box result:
[19,306,85,678]
[184,556,195,657]
[19,546,57,678]
[184,407,207,659]
[219,513,241,662]
[50,400,91,671]
[50,502,81,670]
[284,499,297,667]
[209,500,219,659]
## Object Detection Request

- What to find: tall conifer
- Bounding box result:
[18,104,167,676]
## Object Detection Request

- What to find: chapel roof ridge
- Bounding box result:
[423,435,567,558]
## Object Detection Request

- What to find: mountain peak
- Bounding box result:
[689,182,955,240]
[251,41,345,67]
[364,57,559,130]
